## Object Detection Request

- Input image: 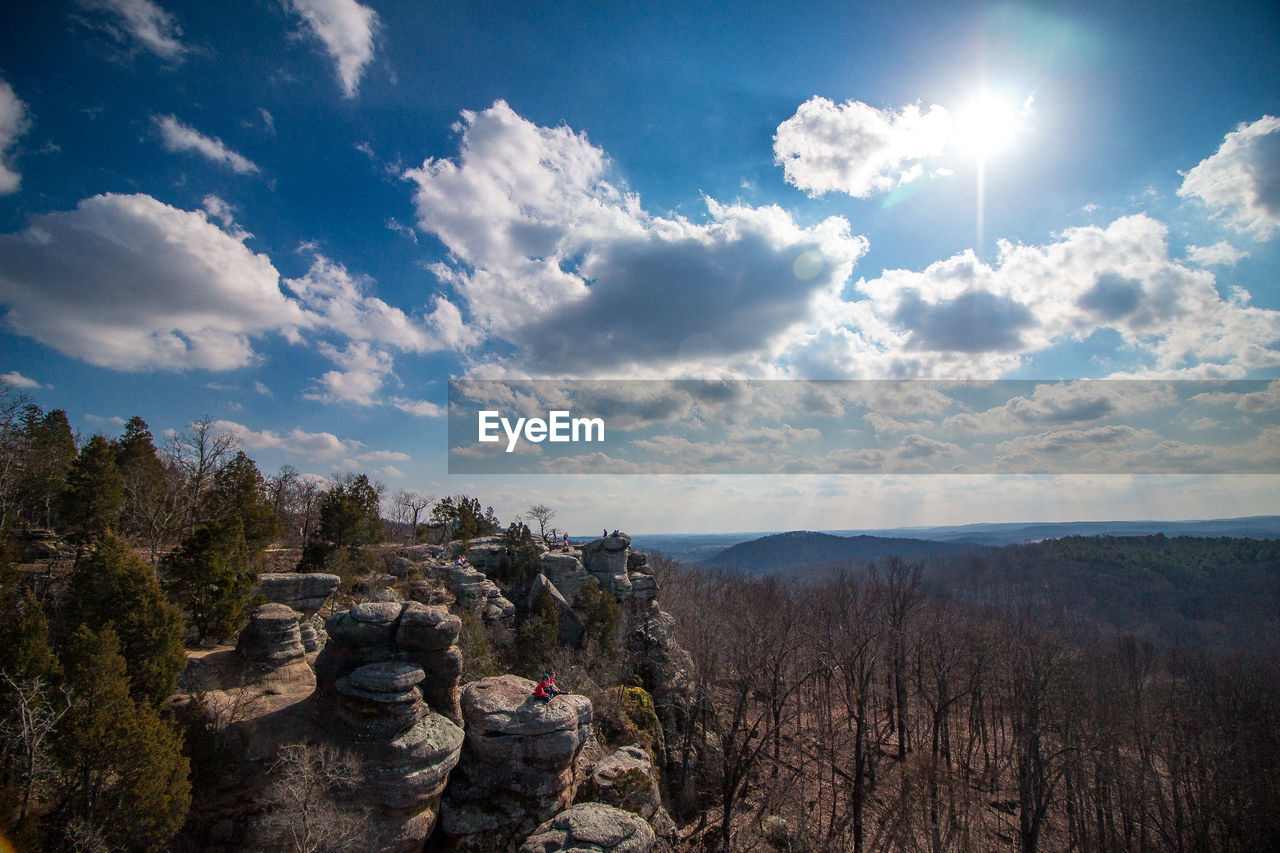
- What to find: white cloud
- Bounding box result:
[85,414,126,426]
[201,194,236,228]
[374,465,404,478]
[1185,241,1249,267]
[212,419,355,460]
[406,100,868,376]
[252,380,272,396]
[77,0,187,61]
[391,397,444,417]
[1,370,46,389]
[0,193,308,370]
[773,97,952,198]
[0,80,30,195]
[285,256,436,351]
[288,0,379,98]
[154,115,259,174]
[1178,115,1280,240]
[781,214,1280,378]
[305,341,394,405]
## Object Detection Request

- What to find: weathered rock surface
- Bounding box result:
[311,599,469,850]
[256,572,340,615]
[577,745,677,849]
[441,675,593,852]
[519,802,656,853]
[526,573,585,647]
[542,552,591,602]
[580,535,634,599]
[445,560,516,624]
[255,572,340,652]
[236,603,306,670]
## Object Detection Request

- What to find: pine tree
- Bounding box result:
[207,451,279,552]
[19,407,78,530]
[165,518,257,642]
[59,435,124,547]
[65,533,186,707]
[54,625,190,852]
[115,416,182,562]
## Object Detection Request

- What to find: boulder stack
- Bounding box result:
[541,552,591,602]
[255,572,340,652]
[236,603,307,672]
[440,675,593,851]
[578,745,678,848]
[445,560,516,624]
[312,599,469,850]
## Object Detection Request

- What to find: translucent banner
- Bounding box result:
[447,379,1280,475]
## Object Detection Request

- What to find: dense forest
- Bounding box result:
[1,381,1277,852]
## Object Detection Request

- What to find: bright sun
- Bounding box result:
[953,91,1027,159]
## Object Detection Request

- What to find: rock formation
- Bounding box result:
[313,599,469,849]
[255,572,340,652]
[445,559,516,624]
[579,534,633,599]
[541,552,591,602]
[526,573,585,647]
[440,675,593,851]
[577,745,678,849]
[519,802,656,853]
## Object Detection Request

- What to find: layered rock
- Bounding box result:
[626,551,658,606]
[579,535,633,599]
[313,599,468,850]
[542,552,591,602]
[519,803,655,853]
[445,560,516,624]
[255,572,340,652]
[526,573,585,647]
[235,604,314,695]
[441,675,593,851]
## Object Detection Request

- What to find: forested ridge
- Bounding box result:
[1,382,1277,852]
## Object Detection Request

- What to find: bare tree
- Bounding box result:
[0,671,73,830]
[165,416,240,535]
[259,742,371,853]
[392,489,434,544]
[525,503,556,540]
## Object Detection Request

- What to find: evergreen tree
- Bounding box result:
[59,435,124,547]
[431,494,500,541]
[115,417,182,561]
[573,577,621,653]
[165,518,257,643]
[207,451,279,552]
[65,533,186,707]
[19,407,78,530]
[317,473,383,548]
[514,585,558,678]
[54,625,190,852]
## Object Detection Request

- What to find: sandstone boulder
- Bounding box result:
[542,553,591,602]
[441,675,593,851]
[519,802,655,853]
[526,573,585,647]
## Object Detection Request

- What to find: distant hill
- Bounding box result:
[830,516,1280,547]
[699,530,977,575]
[933,535,1280,651]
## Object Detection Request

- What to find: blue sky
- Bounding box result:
[1,0,1278,533]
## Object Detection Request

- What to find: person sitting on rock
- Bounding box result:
[561,532,569,551]
[533,671,566,703]
[455,555,470,568]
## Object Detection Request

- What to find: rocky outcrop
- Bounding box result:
[236,603,305,669]
[255,572,340,652]
[441,675,593,852]
[626,551,658,606]
[445,560,516,624]
[579,535,633,599]
[519,802,655,853]
[313,599,468,850]
[526,573,585,647]
[578,745,677,849]
[542,552,591,602]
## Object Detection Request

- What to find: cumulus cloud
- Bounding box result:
[305,341,395,405]
[1,370,46,389]
[77,0,187,61]
[212,419,354,460]
[391,397,444,417]
[154,115,259,174]
[0,80,30,195]
[288,0,379,98]
[783,214,1280,378]
[773,97,951,198]
[406,100,868,376]
[1178,115,1280,240]
[1185,241,1248,267]
[0,193,307,370]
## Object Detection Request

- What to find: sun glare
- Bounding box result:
[954,91,1026,159]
